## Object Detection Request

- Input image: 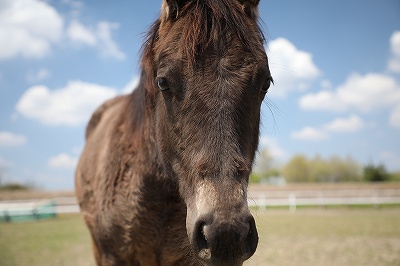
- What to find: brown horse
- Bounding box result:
[75,0,272,265]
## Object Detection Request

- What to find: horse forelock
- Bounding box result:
[142,0,265,76]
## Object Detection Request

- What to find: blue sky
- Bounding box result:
[0,0,399,190]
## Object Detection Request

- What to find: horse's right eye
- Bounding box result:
[262,77,274,92]
[157,77,170,91]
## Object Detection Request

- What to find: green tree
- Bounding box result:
[283,154,310,183]
[283,154,362,183]
[256,149,275,175]
[308,155,332,182]
[0,166,4,187]
[364,163,390,182]
[0,183,29,191]
[330,156,362,182]
[389,172,400,182]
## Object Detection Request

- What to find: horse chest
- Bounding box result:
[108,190,191,265]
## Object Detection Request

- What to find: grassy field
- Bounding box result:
[0,214,95,266]
[249,208,400,266]
[0,208,399,266]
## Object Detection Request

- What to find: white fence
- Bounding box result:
[0,198,79,217]
[1,193,400,216]
[248,194,400,211]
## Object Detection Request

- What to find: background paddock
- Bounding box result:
[1,207,399,266]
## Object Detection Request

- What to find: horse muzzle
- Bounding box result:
[190,212,258,266]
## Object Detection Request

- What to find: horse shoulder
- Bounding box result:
[76,95,129,211]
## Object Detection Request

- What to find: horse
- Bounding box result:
[75,0,272,265]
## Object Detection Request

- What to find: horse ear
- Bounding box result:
[238,0,260,19]
[161,0,189,21]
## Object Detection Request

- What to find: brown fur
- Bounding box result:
[75,1,272,265]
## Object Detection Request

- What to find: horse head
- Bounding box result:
[144,0,272,264]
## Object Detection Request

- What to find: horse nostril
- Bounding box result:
[194,221,211,261]
[192,215,258,263]
[243,217,258,260]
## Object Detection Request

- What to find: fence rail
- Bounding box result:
[0,198,79,221]
[248,195,400,210]
[1,190,400,218]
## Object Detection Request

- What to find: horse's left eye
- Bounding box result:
[157,77,170,91]
[262,78,273,92]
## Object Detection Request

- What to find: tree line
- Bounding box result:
[251,150,400,184]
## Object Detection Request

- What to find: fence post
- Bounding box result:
[289,193,296,212]
[260,194,267,211]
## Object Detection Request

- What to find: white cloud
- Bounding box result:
[0,0,124,60]
[388,58,400,73]
[26,68,50,83]
[391,31,400,56]
[291,126,329,141]
[390,105,400,129]
[96,21,126,60]
[267,38,320,97]
[67,20,96,46]
[16,81,117,126]
[320,79,332,90]
[0,131,27,147]
[259,136,286,159]
[61,0,84,17]
[389,60,400,74]
[388,31,400,73]
[291,115,365,141]
[323,114,364,133]
[66,20,126,60]
[300,90,338,111]
[0,0,64,59]
[48,153,78,169]
[299,73,400,113]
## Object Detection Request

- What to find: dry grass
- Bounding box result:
[0,209,399,266]
[248,208,400,266]
[0,214,95,266]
